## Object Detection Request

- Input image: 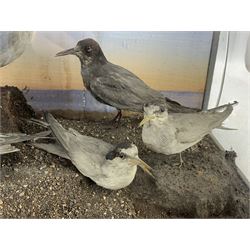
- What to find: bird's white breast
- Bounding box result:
[142,118,199,155]
[72,156,137,190]
[97,160,138,190]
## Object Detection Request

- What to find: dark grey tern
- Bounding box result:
[56,38,197,123]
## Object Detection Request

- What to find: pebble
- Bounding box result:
[0,199,3,205]
[50,163,56,168]
[19,192,25,197]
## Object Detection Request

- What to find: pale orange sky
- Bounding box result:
[0,31,212,92]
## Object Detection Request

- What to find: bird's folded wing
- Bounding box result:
[0,144,20,155]
[171,114,211,143]
[0,130,51,155]
[0,131,51,145]
[90,63,165,111]
[31,142,70,160]
[45,113,114,176]
[68,127,113,153]
[171,107,234,143]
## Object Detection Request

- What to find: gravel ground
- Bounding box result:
[0,86,249,218]
[0,115,249,218]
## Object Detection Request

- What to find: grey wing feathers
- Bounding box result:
[0,144,20,155]
[90,63,166,111]
[32,142,70,160]
[172,102,236,143]
[164,97,199,113]
[0,131,51,145]
[44,113,72,152]
[44,113,116,178]
[204,101,238,113]
[44,113,113,165]
[90,63,198,113]
[0,131,51,155]
[68,127,112,153]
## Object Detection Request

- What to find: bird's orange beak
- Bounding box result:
[139,115,156,127]
[129,157,155,179]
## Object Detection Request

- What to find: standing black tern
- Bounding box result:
[32,113,153,190]
[139,101,238,166]
[56,38,197,122]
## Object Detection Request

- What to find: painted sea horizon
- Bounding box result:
[23,89,203,112]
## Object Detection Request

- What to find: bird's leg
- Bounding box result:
[116,110,122,123]
[179,153,184,168]
[111,109,122,125]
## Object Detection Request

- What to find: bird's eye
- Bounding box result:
[85,46,92,53]
[144,103,149,107]
[119,153,126,159]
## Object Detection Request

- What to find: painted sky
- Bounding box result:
[0,31,213,92]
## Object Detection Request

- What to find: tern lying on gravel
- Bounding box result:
[0,131,51,155]
[32,113,153,190]
[139,101,238,166]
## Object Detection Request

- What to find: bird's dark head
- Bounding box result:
[105,142,154,178]
[56,38,107,66]
[105,142,138,161]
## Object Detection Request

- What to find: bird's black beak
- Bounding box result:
[55,48,75,57]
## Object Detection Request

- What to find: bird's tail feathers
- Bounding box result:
[207,101,238,130]
[217,125,238,130]
[207,101,238,113]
